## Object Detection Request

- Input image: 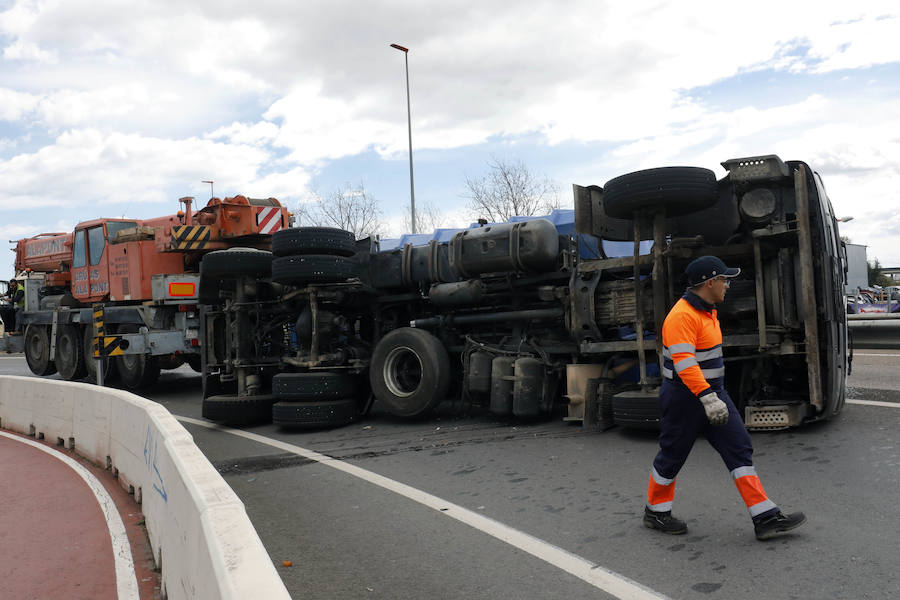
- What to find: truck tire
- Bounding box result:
[272,372,358,401]
[82,323,118,384]
[56,325,87,381]
[201,248,273,278]
[271,255,357,285]
[603,166,718,219]
[370,327,450,418]
[24,325,57,376]
[272,227,356,257]
[272,399,360,429]
[611,394,661,430]
[202,394,277,425]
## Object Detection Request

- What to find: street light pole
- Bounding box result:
[390,43,416,234]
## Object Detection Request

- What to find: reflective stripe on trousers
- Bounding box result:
[731,466,778,517]
[646,466,675,512]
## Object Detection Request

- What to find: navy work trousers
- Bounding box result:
[652,379,754,480]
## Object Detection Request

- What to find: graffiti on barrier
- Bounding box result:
[143,425,168,503]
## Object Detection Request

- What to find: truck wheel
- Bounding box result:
[201,248,273,278]
[611,394,661,430]
[24,325,57,376]
[56,325,87,381]
[370,327,450,418]
[272,227,356,257]
[202,394,277,425]
[272,399,360,429]
[271,255,358,285]
[273,372,358,400]
[82,323,118,383]
[603,166,718,219]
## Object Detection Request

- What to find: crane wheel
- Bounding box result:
[115,325,160,390]
[24,325,57,376]
[82,323,117,384]
[56,325,88,381]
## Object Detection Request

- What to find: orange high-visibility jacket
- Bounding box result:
[661,294,725,397]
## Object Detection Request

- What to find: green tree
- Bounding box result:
[867,258,892,287]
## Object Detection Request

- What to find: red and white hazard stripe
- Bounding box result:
[256,207,283,234]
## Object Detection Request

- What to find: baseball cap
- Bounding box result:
[685,256,740,287]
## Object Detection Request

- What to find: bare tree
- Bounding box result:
[402,200,446,234]
[296,182,384,239]
[464,156,560,223]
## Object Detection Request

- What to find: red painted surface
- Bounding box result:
[0,432,160,599]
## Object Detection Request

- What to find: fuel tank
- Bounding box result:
[448,218,559,278]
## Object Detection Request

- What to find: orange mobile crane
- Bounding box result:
[1,194,290,389]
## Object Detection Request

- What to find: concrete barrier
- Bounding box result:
[0,376,290,600]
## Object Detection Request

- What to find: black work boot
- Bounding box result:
[643,507,688,535]
[754,511,807,540]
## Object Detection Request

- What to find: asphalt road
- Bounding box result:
[2,351,899,599]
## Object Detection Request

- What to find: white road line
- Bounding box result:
[0,431,139,600]
[847,398,900,408]
[178,416,669,600]
[854,353,900,357]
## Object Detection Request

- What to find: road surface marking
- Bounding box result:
[847,399,900,408]
[178,416,669,600]
[0,431,139,600]
[854,353,900,357]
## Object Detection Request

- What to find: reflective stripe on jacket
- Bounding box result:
[661,293,724,397]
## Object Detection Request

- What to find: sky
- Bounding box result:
[1,0,899,282]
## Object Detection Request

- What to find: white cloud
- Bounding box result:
[0,128,304,208]
[0,87,39,120]
[0,0,897,259]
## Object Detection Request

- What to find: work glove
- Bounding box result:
[699,392,729,426]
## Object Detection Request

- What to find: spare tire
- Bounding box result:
[603,166,718,219]
[202,394,277,425]
[271,255,357,285]
[272,399,360,429]
[273,372,358,401]
[201,248,273,278]
[272,227,356,257]
[611,393,661,430]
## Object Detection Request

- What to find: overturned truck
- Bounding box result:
[199,154,848,431]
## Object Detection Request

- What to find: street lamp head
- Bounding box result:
[390,43,409,53]
[837,216,854,223]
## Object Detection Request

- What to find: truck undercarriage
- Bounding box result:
[199,154,848,431]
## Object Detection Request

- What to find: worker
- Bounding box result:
[0,279,24,333]
[643,256,807,541]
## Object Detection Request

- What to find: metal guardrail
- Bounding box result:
[848,314,900,349]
